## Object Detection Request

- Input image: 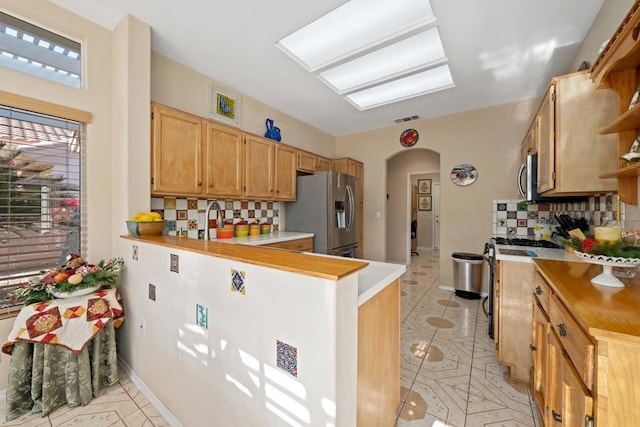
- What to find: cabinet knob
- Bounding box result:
[197,182,202,186]
[535,286,542,295]
[530,344,537,351]
[557,323,567,338]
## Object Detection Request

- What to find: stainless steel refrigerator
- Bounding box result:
[285,171,358,257]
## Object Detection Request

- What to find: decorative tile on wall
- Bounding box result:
[151,197,280,239]
[276,340,298,377]
[230,269,246,295]
[492,194,618,237]
[196,304,208,329]
[170,254,179,273]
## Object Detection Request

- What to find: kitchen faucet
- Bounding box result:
[204,201,221,240]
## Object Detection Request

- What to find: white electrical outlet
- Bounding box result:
[138,317,145,336]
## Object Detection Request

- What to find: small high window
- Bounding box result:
[0,12,81,88]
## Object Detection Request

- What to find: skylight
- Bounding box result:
[276,0,454,110]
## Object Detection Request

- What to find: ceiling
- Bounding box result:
[50,0,605,137]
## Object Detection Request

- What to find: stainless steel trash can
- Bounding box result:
[451,252,483,299]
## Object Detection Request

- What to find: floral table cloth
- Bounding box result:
[2,287,125,420]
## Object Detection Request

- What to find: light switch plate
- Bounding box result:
[196,304,208,329]
[132,245,139,260]
[148,283,156,301]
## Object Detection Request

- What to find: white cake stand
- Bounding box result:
[574,251,640,288]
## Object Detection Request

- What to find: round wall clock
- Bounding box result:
[450,164,478,186]
[400,129,419,147]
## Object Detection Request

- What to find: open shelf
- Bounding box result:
[600,162,640,178]
[600,103,640,134]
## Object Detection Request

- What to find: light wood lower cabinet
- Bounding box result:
[357,279,400,426]
[494,260,534,382]
[530,261,640,427]
[260,237,313,252]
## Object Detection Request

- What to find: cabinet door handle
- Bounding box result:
[197,181,202,186]
[535,286,542,295]
[530,344,537,351]
[552,410,562,423]
[557,323,567,338]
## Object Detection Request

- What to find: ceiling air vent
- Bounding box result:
[394,115,420,123]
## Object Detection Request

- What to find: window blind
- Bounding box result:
[0,104,85,308]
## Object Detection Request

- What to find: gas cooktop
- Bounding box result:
[493,237,562,249]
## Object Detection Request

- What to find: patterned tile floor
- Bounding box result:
[0,370,169,427]
[1,249,540,427]
[397,249,541,427]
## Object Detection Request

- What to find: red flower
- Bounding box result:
[581,238,597,253]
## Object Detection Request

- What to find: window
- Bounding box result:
[0,12,81,88]
[0,104,85,309]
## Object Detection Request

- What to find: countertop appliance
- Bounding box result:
[285,171,358,257]
[518,153,587,203]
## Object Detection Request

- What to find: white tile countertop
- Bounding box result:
[208,231,314,245]
[496,244,580,263]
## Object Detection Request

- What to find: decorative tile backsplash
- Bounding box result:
[151,197,280,239]
[492,194,618,237]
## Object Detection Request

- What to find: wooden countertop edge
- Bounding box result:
[534,258,640,338]
[121,235,368,281]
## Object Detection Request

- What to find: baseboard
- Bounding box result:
[118,356,183,427]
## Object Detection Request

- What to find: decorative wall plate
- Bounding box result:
[400,129,419,147]
[450,164,477,186]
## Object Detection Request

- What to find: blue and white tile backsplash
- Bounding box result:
[492,194,618,237]
[151,197,280,239]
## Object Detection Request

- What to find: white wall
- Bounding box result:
[120,240,358,426]
[338,99,538,285]
[150,53,336,159]
[0,0,116,388]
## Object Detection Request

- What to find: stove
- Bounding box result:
[493,237,562,249]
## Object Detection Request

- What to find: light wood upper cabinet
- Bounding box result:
[317,156,332,172]
[203,121,243,198]
[151,103,203,196]
[274,144,296,200]
[243,135,296,201]
[296,150,317,173]
[536,71,618,196]
[521,116,539,164]
[244,134,274,200]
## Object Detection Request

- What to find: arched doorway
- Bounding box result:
[385,149,440,265]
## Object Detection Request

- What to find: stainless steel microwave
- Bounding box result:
[517,154,586,203]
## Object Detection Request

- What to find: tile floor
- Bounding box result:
[0,248,540,427]
[0,370,169,427]
[396,249,541,426]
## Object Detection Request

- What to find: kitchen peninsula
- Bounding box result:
[118,234,405,426]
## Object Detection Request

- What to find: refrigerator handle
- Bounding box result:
[346,184,355,232]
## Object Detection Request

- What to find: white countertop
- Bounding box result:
[496,244,579,263]
[216,230,406,306]
[356,259,406,306]
[297,252,406,306]
[209,231,314,246]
